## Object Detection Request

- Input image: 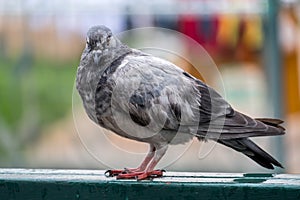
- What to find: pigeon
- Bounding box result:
[76,25,285,180]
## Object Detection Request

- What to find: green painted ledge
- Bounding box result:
[0,169,299,200]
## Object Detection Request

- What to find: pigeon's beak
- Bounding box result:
[93,49,102,64]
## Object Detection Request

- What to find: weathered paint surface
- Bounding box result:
[0,169,300,200]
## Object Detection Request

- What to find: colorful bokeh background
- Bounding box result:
[0,0,299,173]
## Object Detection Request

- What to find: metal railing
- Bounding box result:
[0,168,299,200]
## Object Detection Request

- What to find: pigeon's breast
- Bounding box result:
[76,65,104,124]
[93,56,131,123]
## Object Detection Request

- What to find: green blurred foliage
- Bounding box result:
[0,57,77,133]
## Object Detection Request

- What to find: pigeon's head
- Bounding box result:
[85,25,121,63]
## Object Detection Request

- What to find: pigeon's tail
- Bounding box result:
[209,112,286,139]
[217,138,283,169]
[255,118,285,132]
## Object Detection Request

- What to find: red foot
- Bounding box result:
[105,168,131,177]
[105,169,165,180]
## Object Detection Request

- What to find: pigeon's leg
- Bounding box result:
[105,144,156,177]
[131,144,156,172]
[135,145,168,180]
[116,145,168,180]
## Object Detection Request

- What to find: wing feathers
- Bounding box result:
[113,54,285,140]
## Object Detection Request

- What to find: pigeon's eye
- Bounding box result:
[86,37,96,49]
[106,35,112,46]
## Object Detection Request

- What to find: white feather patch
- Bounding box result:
[118,59,129,70]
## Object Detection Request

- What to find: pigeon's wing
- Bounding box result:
[110,53,284,139]
[110,54,221,129]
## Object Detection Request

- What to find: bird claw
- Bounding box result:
[116,169,165,180]
[104,169,165,180]
[105,168,130,177]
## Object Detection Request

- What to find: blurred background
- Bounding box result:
[0,0,299,173]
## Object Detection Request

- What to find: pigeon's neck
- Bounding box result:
[76,44,132,123]
[101,45,131,69]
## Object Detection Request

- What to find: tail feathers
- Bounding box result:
[218,138,283,169]
[256,118,285,131]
